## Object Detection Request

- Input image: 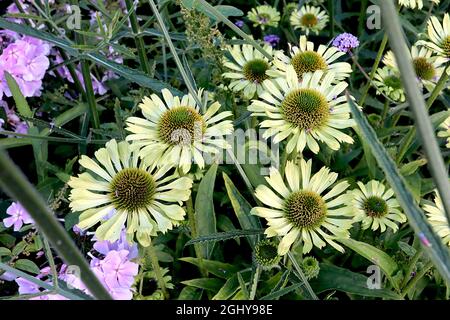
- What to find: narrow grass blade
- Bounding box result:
[347,93,450,284]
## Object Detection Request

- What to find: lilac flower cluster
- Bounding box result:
[264,34,281,47]
[332,32,360,53]
[0,36,51,98]
[12,229,139,300]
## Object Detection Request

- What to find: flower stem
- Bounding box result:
[0,150,111,300]
[358,34,388,108]
[148,0,203,108]
[125,0,152,75]
[186,195,208,277]
[146,240,169,299]
[287,251,318,300]
[400,248,423,290]
[401,260,433,298]
[80,58,100,131]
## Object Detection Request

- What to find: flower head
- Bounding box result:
[264,34,281,48]
[91,249,139,300]
[68,139,193,246]
[247,5,280,29]
[301,256,320,280]
[373,67,405,102]
[438,115,450,148]
[125,89,233,173]
[268,35,352,82]
[93,228,139,260]
[234,20,244,28]
[290,5,328,36]
[382,44,446,91]
[222,43,276,99]
[3,202,33,231]
[423,191,450,246]
[251,159,354,255]
[253,239,281,269]
[351,180,407,233]
[417,13,450,60]
[0,36,51,98]
[249,67,355,154]
[332,33,360,53]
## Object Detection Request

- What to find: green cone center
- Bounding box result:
[384,75,402,90]
[110,168,156,212]
[301,13,318,27]
[158,106,205,145]
[441,36,450,58]
[243,59,270,83]
[291,51,327,79]
[363,196,388,218]
[413,57,435,80]
[284,190,327,228]
[281,88,329,130]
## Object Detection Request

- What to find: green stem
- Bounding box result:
[186,196,208,277]
[287,251,318,300]
[401,261,433,298]
[357,0,368,36]
[400,248,423,289]
[0,130,108,144]
[42,236,58,289]
[80,58,100,130]
[124,0,151,75]
[58,49,87,100]
[0,151,111,300]
[148,0,203,108]
[328,0,334,37]
[146,241,169,299]
[358,34,388,108]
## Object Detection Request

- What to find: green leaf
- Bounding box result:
[185,229,264,246]
[179,257,240,279]
[338,238,398,277]
[400,159,427,176]
[12,241,27,256]
[0,234,16,247]
[260,283,303,300]
[309,264,402,299]
[4,72,32,118]
[181,278,224,292]
[223,173,261,248]
[177,286,202,300]
[347,93,450,284]
[195,163,218,259]
[0,247,11,257]
[213,270,251,300]
[14,259,40,275]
